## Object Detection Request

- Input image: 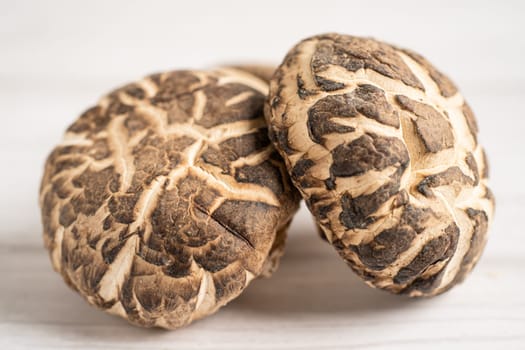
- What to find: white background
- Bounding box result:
[1,0,524,349]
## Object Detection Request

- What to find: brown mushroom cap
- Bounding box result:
[40,68,300,329]
[265,33,494,297]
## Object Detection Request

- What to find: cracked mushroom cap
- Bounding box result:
[39,68,300,329]
[265,33,494,297]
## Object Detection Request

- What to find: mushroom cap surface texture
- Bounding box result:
[40,68,300,329]
[265,33,494,297]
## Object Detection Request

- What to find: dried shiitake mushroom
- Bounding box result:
[40,67,300,329]
[265,33,494,296]
[229,64,275,83]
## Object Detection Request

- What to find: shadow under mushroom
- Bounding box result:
[228,211,419,315]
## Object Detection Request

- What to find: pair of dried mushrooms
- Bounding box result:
[40,33,494,329]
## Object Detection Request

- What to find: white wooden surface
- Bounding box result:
[1,1,524,349]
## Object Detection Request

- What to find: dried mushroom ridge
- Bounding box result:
[266,33,494,297]
[40,68,299,329]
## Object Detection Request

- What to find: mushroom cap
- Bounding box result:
[227,64,276,83]
[40,68,300,329]
[265,33,494,297]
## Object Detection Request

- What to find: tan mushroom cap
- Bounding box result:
[228,64,276,83]
[265,33,494,297]
[40,68,300,329]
